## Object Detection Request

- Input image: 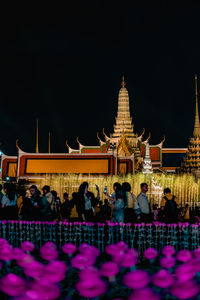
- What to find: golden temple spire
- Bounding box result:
[193,74,200,137]
[48,132,51,153]
[36,119,39,153]
[121,75,126,88]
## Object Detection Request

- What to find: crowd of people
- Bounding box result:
[0,181,198,223]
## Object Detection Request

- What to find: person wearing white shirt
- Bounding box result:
[137,183,151,222]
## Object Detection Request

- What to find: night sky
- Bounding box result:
[0,6,200,155]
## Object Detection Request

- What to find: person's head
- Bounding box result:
[115,185,124,200]
[164,188,171,194]
[122,182,131,192]
[78,182,88,195]
[29,185,37,196]
[3,182,10,194]
[51,190,57,198]
[99,200,103,207]
[0,184,2,192]
[185,203,189,209]
[3,183,16,201]
[140,183,148,193]
[104,199,109,205]
[63,192,68,201]
[113,182,121,191]
[42,185,50,195]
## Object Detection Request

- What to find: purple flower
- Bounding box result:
[161,245,176,257]
[160,256,176,269]
[120,249,138,268]
[100,262,119,277]
[17,254,35,268]
[40,242,58,261]
[76,278,106,298]
[0,244,13,261]
[175,262,197,281]
[17,290,41,300]
[170,280,199,299]
[116,241,128,251]
[21,241,35,252]
[62,243,76,255]
[12,247,26,260]
[111,251,125,264]
[71,254,96,269]
[23,260,44,278]
[78,244,100,258]
[105,244,119,255]
[193,247,200,259]
[31,279,60,300]
[123,270,150,289]
[79,267,100,280]
[152,269,174,288]
[144,248,158,260]
[44,260,68,282]
[176,249,192,262]
[128,287,160,300]
[0,273,26,296]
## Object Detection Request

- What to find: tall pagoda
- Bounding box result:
[180,75,200,173]
[110,76,143,161]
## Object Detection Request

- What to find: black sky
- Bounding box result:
[0,5,200,155]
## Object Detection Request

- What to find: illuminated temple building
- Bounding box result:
[0,76,196,181]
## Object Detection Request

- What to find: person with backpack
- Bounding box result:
[160,188,178,223]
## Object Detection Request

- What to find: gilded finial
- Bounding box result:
[195,74,198,97]
[161,136,166,144]
[66,140,69,149]
[76,137,80,145]
[121,75,126,88]
[97,132,101,143]
[147,132,151,142]
[16,139,20,150]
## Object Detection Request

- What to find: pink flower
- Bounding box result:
[17,254,35,268]
[123,270,150,289]
[23,260,44,278]
[128,287,160,300]
[71,254,96,269]
[44,260,68,282]
[78,244,100,258]
[31,279,60,300]
[120,249,138,268]
[0,244,13,261]
[111,251,125,264]
[0,273,26,296]
[79,267,100,280]
[175,262,197,281]
[12,247,25,260]
[160,256,176,269]
[193,247,200,259]
[17,290,41,300]
[144,248,158,260]
[170,280,199,299]
[76,278,107,298]
[176,249,192,262]
[152,269,174,288]
[21,241,35,252]
[161,245,176,257]
[40,242,58,261]
[62,243,76,255]
[100,262,119,277]
[105,244,119,255]
[116,241,128,251]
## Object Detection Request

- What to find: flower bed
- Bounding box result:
[1,240,200,299]
[0,220,200,253]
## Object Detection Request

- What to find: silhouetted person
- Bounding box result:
[161,188,178,223]
[137,183,151,223]
[61,192,71,220]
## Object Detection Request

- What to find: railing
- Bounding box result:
[1,220,200,253]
